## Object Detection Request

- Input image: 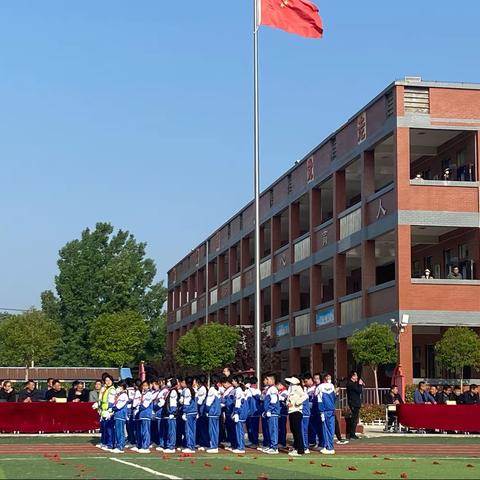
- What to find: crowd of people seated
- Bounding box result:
[412,381,479,405]
[0,378,102,403]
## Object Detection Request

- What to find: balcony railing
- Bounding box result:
[260,258,272,280]
[210,288,218,306]
[175,310,181,323]
[339,206,362,240]
[232,275,241,295]
[191,300,197,315]
[340,295,362,325]
[294,312,310,336]
[294,236,311,263]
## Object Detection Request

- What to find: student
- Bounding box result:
[306,373,322,447]
[205,374,222,453]
[277,380,289,448]
[135,380,153,453]
[181,376,198,453]
[245,376,261,448]
[125,378,137,447]
[221,376,236,449]
[150,380,161,447]
[301,374,312,454]
[231,375,248,454]
[257,377,271,451]
[162,377,179,454]
[96,375,116,451]
[318,373,336,455]
[154,377,169,452]
[262,372,280,455]
[285,376,308,456]
[111,382,129,454]
[195,375,209,450]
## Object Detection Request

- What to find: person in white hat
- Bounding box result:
[285,376,308,456]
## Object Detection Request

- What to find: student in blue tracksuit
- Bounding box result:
[231,375,249,454]
[277,382,288,448]
[135,380,153,453]
[111,382,129,454]
[317,373,336,455]
[205,374,221,453]
[96,375,116,451]
[221,376,236,449]
[245,377,261,448]
[301,374,312,454]
[195,375,209,450]
[180,376,197,453]
[150,380,161,446]
[162,377,179,454]
[154,378,169,452]
[262,372,280,455]
[125,378,137,447]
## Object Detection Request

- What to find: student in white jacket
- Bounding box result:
[285,376,308,456]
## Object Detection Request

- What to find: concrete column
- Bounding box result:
[311,343,323,373]
[240,297,250,326]
[289,274,300,335]
[271,283,281,340]
[271,214,281,255]
[335,338,348,380]
[334,254,346,326]
[361,240,376,317]
[310,264,322,330]
[310,188,322,251]
[333,170,346,240]
[289,347,301,375]
[399,324,413,385]
[361,150,375,201]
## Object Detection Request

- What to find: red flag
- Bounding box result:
[259,0,323,38]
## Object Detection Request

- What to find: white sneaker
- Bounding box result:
[257,446,266,451]
[265,448,279,455]
[225,446,233,451]
[130,446,139,452]
[223,442,231,448]
[101,446,112,451]
[232,449,246,454]
[319,448,327,453]
[155,446,164,452]
[125,443,133,448]
[111,448,124,454]
[137,448,151,454]
[182,448,195,454]
[163,449,176,454]
[198,447,206,451]
[288,450,300,456]
[95,443,105,449]
[304,449,311,454]
[206,448,219,454]
[322,449,335,455]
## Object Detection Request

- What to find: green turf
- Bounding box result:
[0,454,479,479]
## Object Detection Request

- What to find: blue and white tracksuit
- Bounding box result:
[278,388,288,447]
[302,387,311,451]
[309,384,322,446]
[222,386,236,447]
[317,382,336,451]
[99,385,116,449]
[137,390,153,449]
[259,386,271,447]
[150,389,161,446]
[163,389,178,450]
[263,385,280,450]
[126,387,137,445]
[181,388,197,450]
[196,385,208,448]
[233,387,248,451]
[154,387,169,449]
[112,390,129,451]
[246,385,261,446]
[206,386,221,449]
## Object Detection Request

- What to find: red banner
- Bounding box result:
[398,404,480,432]
[0,402,99,433]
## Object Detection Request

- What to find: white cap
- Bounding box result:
[285,376,300,385]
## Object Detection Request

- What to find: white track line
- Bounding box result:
[110,457,182,479]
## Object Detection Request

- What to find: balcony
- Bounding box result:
[294,311,310,336]
[339,204,362,240]
[294,235,311,263]
[175,310,181,323]
[191,299,197,315]
[260,257,272,280]
[209,288,218,306]
[231,275,241,295]
[340,294,362,326]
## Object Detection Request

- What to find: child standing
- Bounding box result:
[112,382,129,454]
[205,374,221,454]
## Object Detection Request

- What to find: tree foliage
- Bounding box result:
[88,310,149,367]
[175,323,240,373]
[435,327,480,385]
[143,313,167,363]
[41,222,166,365]
[0,310,63,367]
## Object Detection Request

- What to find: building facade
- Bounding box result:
[167,78,480,385]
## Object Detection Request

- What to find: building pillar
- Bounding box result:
[399,325,414,385]
[310,188,322,251]
[335,338,348,381]
[240,297,250,326]
[311,343,323,374]
[361,240,376,317]
[271,214,281,259]
[334,254,346,325]
[289,274,300,335]
[310,264,322,330]
[271,283,281,339]
[289,347,301,375]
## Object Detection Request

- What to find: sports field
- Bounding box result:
[0,436,479,479]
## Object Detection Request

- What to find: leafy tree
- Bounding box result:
[435,327,480,389]
[349,323,397,404]
[41,222,166,365]
[175,323,240,376]
[143,313,167,364]
[0,310,63,376]
[88,310,149,367]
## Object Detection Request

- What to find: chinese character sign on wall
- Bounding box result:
[306,156,314,183]
[357,111,367,144]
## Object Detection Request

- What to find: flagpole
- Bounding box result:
[253,0,261,382]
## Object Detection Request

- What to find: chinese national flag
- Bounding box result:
[259,0,323,38]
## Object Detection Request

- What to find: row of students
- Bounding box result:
[92,370,345,455]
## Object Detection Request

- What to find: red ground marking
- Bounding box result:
[0,444,479,457]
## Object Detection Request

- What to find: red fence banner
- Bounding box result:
[0,402,99,433]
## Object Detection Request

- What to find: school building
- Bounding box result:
[166,77,480,386]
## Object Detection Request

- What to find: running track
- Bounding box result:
[0,444,479,456]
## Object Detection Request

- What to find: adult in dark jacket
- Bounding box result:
[17,380,43,402]
[346,371,364,440]
[67,381,90,402]
[463,385,479,405]
[383,385,403,431]
[0,381,17,402]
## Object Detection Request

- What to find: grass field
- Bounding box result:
[0,436,479,479]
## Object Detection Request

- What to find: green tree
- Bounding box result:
[435,327,480,389]
[175,323,240,376]
[41,222,166,365]
[0,310,63,377]
[88,310,149,367]
[349,323,397,404]
[143,313,167,363]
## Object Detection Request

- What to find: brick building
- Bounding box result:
[167,77,480,386]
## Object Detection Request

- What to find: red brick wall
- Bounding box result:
[430,88,480,118]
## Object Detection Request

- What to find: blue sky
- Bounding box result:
[1,1,479,309]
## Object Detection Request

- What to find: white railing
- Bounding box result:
[210,288,218,305]
[232,275,241,295]
[294,236,311,263]
[191,300,197,315]
[260,258,271,280]
[340,296,362,325]
[294,313,310,336]
[175,310,181,323]
[339,207,362,239]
